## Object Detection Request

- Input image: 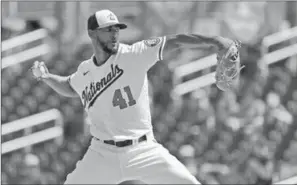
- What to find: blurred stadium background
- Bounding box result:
[1,1,297,184]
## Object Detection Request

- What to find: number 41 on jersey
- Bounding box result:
[112,86,136,109]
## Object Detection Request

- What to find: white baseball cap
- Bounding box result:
[87,9,127,30]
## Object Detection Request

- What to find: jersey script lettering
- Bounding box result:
[82,64,124,109]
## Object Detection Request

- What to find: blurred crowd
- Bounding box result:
[2,2,297,184]
[147,42,297,184]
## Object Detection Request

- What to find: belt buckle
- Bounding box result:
[113,135,146,147]
[115,140,129,147]
[115,141,121,147]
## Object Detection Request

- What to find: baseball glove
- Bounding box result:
[30,61,49,81]
[215,40,245,91]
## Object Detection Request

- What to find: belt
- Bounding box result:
[94,134,147,147]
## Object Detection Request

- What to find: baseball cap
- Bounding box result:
[87,9,127,30]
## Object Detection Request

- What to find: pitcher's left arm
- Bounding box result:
[163,34,243,91]
[163,34,234,59]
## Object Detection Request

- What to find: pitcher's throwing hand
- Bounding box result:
[30,61,49,81]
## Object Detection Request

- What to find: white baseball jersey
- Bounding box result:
[69,37,166,141]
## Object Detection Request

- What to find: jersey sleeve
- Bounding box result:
[132,36,166,71]
[67,64,84,95]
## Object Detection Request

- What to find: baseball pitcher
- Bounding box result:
[31,9,243,184]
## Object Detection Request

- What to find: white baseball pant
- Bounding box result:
[64,133,200,184]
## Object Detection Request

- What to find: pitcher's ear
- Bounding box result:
[88,29,96,38]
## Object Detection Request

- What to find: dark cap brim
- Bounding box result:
[115,23,127,29]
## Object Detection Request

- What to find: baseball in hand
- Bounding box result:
[32,61,46,79]
[40,65,46,73]
[32,67,42,78]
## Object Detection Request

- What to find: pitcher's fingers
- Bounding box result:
[34,61,40,68]
[40,61,49,73]
[40,61,45,66]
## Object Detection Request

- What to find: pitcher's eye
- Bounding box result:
[100,26,119,32]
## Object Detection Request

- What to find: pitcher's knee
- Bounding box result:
[188,176,201,184]
[178,174,201,184]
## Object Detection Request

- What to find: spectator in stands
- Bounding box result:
[1,172,9,184]
[19,153,42,184]
[248,144,274,184]
[179,144,198,177]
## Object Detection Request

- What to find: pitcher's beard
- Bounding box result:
[98,39,118,55]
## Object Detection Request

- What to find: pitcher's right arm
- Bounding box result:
[43,74,78,97]
[30,61,79,98]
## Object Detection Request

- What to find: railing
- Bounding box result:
[172,26,297,96]
[260,43,297,64]
[1,28,50,69]
[262,26,297,54]
[1,109,64,154]
[172,55,216,96]
[274,175,297,184]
